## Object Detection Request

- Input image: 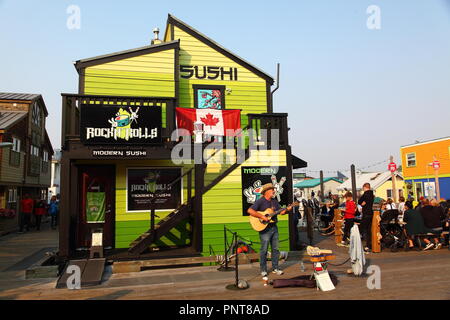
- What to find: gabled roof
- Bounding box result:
[294,178,343,188]
[400,136,450,148]
[337,171,403,191]
[166,14,274,84]
[74,40,180,70]
[0,111,27,130]
[0,92,48,117]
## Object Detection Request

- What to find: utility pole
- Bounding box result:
[319,170,324,202]
[351,164,357,202]
[433,155,441,201]
[389,155,398,203]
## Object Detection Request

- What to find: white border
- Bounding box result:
[126,166,184,213]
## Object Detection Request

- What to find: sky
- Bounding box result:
[1,0,449,177]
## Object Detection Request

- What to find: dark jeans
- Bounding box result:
[35,214,42,230]
[360,214,373,248]
[343,218,355,241]
[19,212,31,232]
[259,225,280,272]
[50,215,57,229]
[321,215,333,228]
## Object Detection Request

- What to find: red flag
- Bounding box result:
[176,108,241,136]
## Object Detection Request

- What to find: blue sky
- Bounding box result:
[1,0,449,176]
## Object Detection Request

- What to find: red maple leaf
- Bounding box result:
[200,113,220,128]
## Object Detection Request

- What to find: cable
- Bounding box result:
[327,257,351,266]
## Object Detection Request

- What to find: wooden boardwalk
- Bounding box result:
[0,225,449,300]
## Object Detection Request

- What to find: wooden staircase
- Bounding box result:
[128,203,192,255]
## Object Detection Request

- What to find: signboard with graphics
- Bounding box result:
[241,166,288,216]
[127,168,182,212]
[80,104,162,145]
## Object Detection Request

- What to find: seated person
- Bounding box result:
[403,201,431,250]
[420,199,445,250]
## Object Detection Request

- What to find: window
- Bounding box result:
[42,150,49,173]
[12,137,21,152]
[8,188,17,203]
[193,85,225,109]
[10,137,21,166]
[30,145,39,156]
[406,153,416,167]
[40,189,47,201]
[32,102,41,126]
[386,189,392,198]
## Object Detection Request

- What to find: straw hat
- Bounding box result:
[260,183,275,195]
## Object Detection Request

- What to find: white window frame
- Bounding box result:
[406,152,416,167]
[8,188,17,203]
[30,145,39,157]
[12,137,21,152]
[43,150,49,162]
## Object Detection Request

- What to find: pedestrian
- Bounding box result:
[247,183,293,277]
[342,191,356,245]
[48,195,59,230]
[403,201,429,250]
[19,193,34,233]
[358,183,375,252]
[33,198,47,231]
[397,196,406,222]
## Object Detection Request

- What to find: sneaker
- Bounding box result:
[261,271,268,277]
[423,243,434,251]
[272,269,284,275]
[364,247,370,252]
[434,243,442,250]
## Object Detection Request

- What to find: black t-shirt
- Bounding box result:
[250,197,281,224]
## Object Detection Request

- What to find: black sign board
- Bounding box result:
[241,166,288,216]
[80,104,162,145]
[92,149,147,157]
[127,168,182,212]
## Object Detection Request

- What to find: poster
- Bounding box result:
[86,192,106,223]
[127,168,182,212]
[241,166,288,216]
[424,182,436,198]
[80,104,162,145]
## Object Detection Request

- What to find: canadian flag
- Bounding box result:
[175,107,241,136]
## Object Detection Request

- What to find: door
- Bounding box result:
[77,165,115,249]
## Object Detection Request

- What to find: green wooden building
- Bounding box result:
[59,14,306,261]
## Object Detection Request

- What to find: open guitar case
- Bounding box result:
[271,273,338,289]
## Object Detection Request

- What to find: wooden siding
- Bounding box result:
[83,50,176,98]
[202,150,288,255]
[115,160,193,249]
[0,147,25,183]
[173,26,269,128]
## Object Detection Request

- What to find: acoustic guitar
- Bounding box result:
[249,201,299,232]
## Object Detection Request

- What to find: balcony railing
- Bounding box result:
[61,94,290,153]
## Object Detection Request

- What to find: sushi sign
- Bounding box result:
[80,104,162,145]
